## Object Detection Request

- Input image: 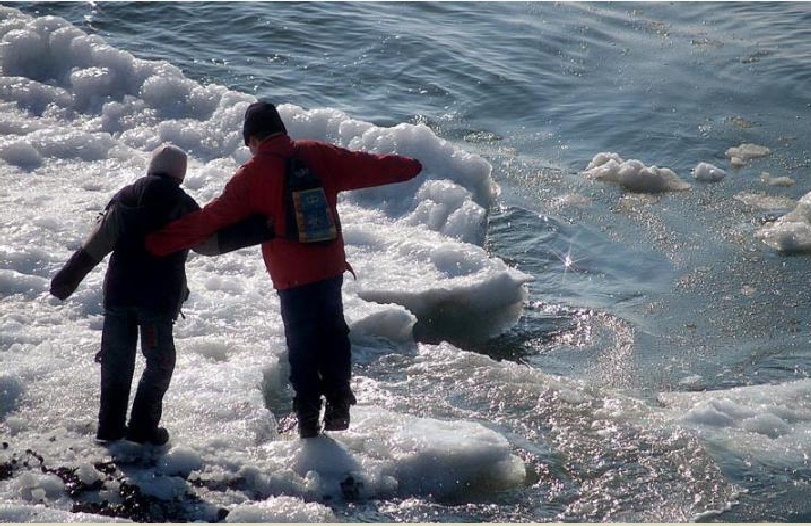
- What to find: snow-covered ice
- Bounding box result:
[0,8,530,521]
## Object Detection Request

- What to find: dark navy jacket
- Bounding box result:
[102,174,198,317]
[51,174,274,312]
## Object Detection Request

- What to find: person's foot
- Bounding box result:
[324,394,356,432]
[298,417,321,439]
[95,426,126,444]
[125,426,170,446]
[294,397,322,439]
[324,400,350,431]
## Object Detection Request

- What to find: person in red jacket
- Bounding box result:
[146,100,423,438]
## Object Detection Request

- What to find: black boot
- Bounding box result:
[324,392,357,432]
[126,349,173,446]
[125,426,170,446]
[96,426,126,444]
[293,397,322,439]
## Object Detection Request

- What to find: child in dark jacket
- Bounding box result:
[50,143,273,445]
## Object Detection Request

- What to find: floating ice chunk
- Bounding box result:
[768,177,795,187]
[755,190,811,253]
[583,152,690,193]
[360,404,527,498]
[725,142,770,160]
[756,221,811,253]
[760,171,794,187]
[725,142,770,168]
[734,192,795,211]
[352,234,530,345]
[692,162,726,182]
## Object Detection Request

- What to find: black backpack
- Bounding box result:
[283,156,338,243]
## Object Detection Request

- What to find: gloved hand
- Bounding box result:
[50,249,96,300]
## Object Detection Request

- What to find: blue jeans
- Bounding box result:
[278,276,353,409]
[96,306,176,439]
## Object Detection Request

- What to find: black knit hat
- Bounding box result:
[243,100,287,145]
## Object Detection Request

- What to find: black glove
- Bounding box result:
[216,214,276,254]
[50,249,96,300]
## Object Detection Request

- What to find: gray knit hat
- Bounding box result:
[148,143,187,181]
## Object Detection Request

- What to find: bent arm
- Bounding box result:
[49,203,124,300]
[82,204,125,262]
[146,168,257,257]
[192,214,276,256]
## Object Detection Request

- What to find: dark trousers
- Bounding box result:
[278,276,353,409]
[96,306,176,439]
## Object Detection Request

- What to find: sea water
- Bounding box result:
[2,1,811,522]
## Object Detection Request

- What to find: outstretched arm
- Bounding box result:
[298,141,423,192]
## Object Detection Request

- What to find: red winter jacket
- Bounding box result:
[146,134,422,290]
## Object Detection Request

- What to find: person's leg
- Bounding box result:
[97,307,138,441]
[279,282,326,438]
[126,310,175,445]
[315,276,356,431]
